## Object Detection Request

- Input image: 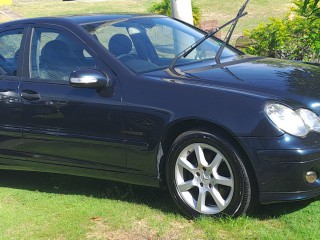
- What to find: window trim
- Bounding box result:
[25,24,101,82]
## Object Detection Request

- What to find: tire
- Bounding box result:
[166,130,252,218]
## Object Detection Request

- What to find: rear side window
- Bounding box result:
[0,29,23,76]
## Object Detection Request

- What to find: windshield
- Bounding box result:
[82,16,238,73]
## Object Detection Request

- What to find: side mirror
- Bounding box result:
[69,69,110,89]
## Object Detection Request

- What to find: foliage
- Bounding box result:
[191,1,201,27]
[244,16,319,61]
[293,0,320,18]
[148,0,171,16]
[148,0,201,26]
[244,0,320,62]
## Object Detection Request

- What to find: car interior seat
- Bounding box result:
[108,34,133,62]
[39,40,78,80]
[107,33,159,72]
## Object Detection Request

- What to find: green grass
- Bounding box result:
[2,0,292,37]
[9,0,154,17]
[0,0,293,44]
[0,170,320,239]
[197,0,293,38]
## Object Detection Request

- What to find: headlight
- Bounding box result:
[297,109,320,133]
[264,103,309,137]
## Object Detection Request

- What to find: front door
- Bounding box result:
[0,27,25,162]
[19,26,125,173]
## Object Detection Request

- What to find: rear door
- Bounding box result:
[19,24,125,173]
[0,26,26,162]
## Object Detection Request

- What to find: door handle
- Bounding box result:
[20,90,41,101]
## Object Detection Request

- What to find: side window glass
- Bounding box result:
[0,29,23,77]
[31,28,97,81]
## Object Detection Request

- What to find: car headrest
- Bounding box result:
[108,34,132,57]
[41,40,70,65]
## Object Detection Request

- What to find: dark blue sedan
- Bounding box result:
[0,14,320,218]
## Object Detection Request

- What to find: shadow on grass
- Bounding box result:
[248,197,318,220]
[0,170,318,219]
[0,170,179,215]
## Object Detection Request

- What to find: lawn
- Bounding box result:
[0,170,320,240]
[2,0,293,38]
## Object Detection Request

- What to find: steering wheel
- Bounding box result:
[117,54,135,62]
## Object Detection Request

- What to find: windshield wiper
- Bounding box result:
[215,0,250,64]
[168,0,250,75]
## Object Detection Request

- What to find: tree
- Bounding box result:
[293,0,320,19]
[244,0,320,62]
[148,0,201,26]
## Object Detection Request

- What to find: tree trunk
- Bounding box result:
[170,0,193,25]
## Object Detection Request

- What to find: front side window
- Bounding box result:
[30,28,97,81]
[82,17,237,73]
[0,29,23,76]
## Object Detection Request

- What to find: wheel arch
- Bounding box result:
[158,118,259,193]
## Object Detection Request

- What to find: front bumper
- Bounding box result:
[260,189,320,203]
[238,133,320,204]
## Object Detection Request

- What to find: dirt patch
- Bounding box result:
[86,218,158,240]
[0,11,12,22]
[86,217,205,240]
[0,7,23,21]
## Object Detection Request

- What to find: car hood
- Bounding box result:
[146,55,320,113]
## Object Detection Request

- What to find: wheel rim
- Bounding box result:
[175,143,234,215]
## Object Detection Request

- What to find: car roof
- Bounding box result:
[66,14,151,24]
[0,14,162,28]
